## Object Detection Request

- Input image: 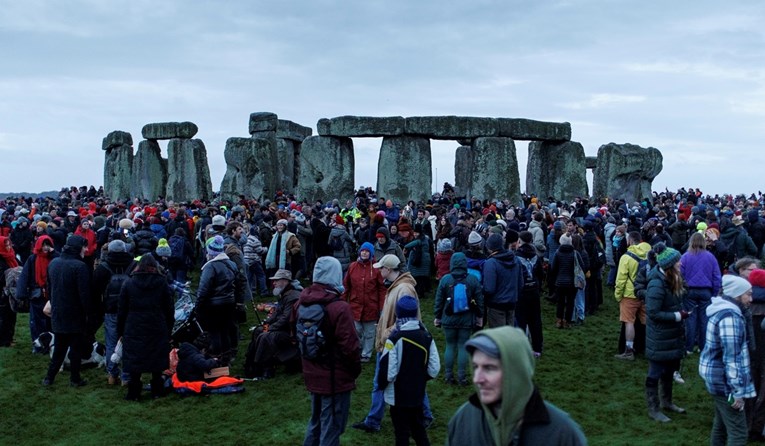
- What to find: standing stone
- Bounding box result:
[131,140,168,200]
[454,145,473,198]
[296,136,354,203]
[377,136,432,204]
[470,137,520,203]
[592,143,663,203]
[526,141,588,201]
[220,137,278,201]
[165,139,213,202]
[275,138,297,191]
[141,122,198,140]
[103,131,134,201]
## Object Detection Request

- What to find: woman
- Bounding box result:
[404,224,433,297]
[341,242,385,362]
[549,234,581,329]
[0,236,19,346]
[117,254,174,400]
[436,215,453,241]
[17,235,57,352]
[680,232,721,354]
[644,243,686,422]
[571,234,590,325]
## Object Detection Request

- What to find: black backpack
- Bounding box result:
[102,264,129,312]
[296,297,339,361]
[169,236,185,261]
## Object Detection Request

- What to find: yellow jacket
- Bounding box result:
[614,242,651,301]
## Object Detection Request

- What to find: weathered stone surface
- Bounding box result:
[248,112,278,135]
[377,136,432,204]
[592,143,663,203]
[141,122,198,140]
[131,140,167,200]
[405,116,497,140]
[104,143,133,200]
[296,136,354,203]
[471,137,520,203]
[317,116,405,137]
[277,119,312,142]
[526,141,587,201]
[585,156,598,169]
[454,145,473,198]
[496,118,571,141]
[102,130,133,151]
[275,138,298,191]
[456,138,474,146]
[165,139,213,202]
[220,137,278,201]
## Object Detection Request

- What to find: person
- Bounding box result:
[404,224,433,297]
[482,233,524,328]
[549,233,583,329]
[614,231,652,360]
[41,235,91,387]
[699,275,755,446]
[16,235,57,352]
[74,218,98,270]
[176,332,220,382]
[373,227,406,266]
[435,238,453,280]
[328,215,354,275]
[117,254,174,400]
[680,232,721,354]
[446,326,587,445]
[434,252,483,385]
[299,257,361,446]
[167,227,194,283]
[197,235,246,364]
[0,235,20,347]
[9,216,33,264]
[342,242,386,363]
[515,231,544,355]
[378,295,440,446]
[245,269,301,379]
[644,243,687,422]
[264,218,301,279]
[243,224,268,296]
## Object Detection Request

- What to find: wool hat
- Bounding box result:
[654,243,681,270]
[66,235,87,250]
[696,222,708,232]
[553,221,564,231]
[376,227,390,240]
[395,295,419,319]
[722,274,752,298]
[108,239,126,253]
[118,218,133,230]
[749,269,765,288]
[559,233,572,246]
[437,238,453,253]
[732,215,745,226]
[486,233,504,252]
[36,221,47,230]
[335,215,345,226]
[156,238,172,257]
[205,235,225,256]
[468,231,483,245]
[212,215,226,227]
[276,219,288,227]
[373,254,401,270]
[359,241,375,256]
[398,223,412,233]
[269,269,292,281]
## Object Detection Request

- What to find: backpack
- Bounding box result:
[169,236,185,261]
[517,255,539,291]
[625,251,650,286]
[102,264,129,312]
[329,234,344,253]
[296,297,339,361]
[445,278,472,315]
[4,266,27,313]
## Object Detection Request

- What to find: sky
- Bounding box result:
[1,0,764,197]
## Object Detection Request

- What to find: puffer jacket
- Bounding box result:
[645,267,685,362]
[405,235,432,278]
[680,250,721,295]
[604,223,616,267]
[434,253,484,329]
[133,229,158,256]
[197,253,243,307]
[92,250,135,314]
[550,244,582,288]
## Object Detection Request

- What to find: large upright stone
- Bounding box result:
[470,137,520,203]
[592,143,663,203]
[165,139,213,202]
[404,116,497,140]
[220,137,278,201]
[131,140,168,200]
[141,122,198,140]
[454,145,473,198]
[275,138,298,191]
[496,118,571,141]
[526,141,587,201]
[377,136,432,204]
[296,136,354,203]
[317,116,405,137]
[103,131,133,201]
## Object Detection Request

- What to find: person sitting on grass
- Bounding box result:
[176,332,220,382]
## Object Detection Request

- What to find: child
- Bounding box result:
[176,333,220,382]
[378,296,440,446]
[435,238,453,280]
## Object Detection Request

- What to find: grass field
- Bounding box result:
[0,279,742,445]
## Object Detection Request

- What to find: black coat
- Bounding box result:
[197,256,243,307]
[550,245,582,288]
[177,342,218,382]
[117,271,174,374]
[92,251,135,314]
[645,267,685,362]
[47,248,91,334]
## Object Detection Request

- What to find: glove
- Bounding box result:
[434,318,441,328]
[679,310,690,320]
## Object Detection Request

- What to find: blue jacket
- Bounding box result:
[680,250,721,295]
[482,249,524,309]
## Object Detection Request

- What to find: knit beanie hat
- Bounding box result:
[156,238,172,257]
[653,242,681,270]
[276,219,288,227]
[205,235,225,256]
[559,233,572,246]
[108,240,126,253]
[437,238,453,253]
[749,269,765,288]
[212,215,226,227]
[395,295,419,320]
[66,235,87,250]
[696,221,708,233]
[722,274,752,298]
[553,221,564,231]
[486,233,504,252]
[468,231,483,245]
[119,218,134,230]
[359,242,375,256]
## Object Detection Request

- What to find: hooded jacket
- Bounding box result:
[342,243,386,322]
[483,249,524,309]
[614,242,652,301]
[434,252,484,329]
[645,267,685,362]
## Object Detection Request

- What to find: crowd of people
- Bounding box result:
[3,183,765,444]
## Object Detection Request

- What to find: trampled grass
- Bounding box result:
[0,281,738,445]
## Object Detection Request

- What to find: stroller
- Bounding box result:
[171,281,203,347]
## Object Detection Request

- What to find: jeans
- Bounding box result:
[364,352,432,429]
[443,327,472,380]
[247,260,268,295]
[104,313,120,378]
[573,287,586,322]
[606,265,617,286]
[684,288,712,352]
[303,391,351,446]
[29,298,51,351]
[711,394,748,446]
[354,321,376,361]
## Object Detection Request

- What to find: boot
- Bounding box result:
[646,385,671,422]
[660,378,686,413]
[614,348,635,361]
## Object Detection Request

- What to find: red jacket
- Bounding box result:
[436,251,453,280]
[342,260,386,322]
[74,226,97,257]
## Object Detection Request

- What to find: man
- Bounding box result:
[352,254,432,433]
[447,326,587,445]
[42,235,91,387]
[245,269,301,380]
[265,218,301,279]
[373,227,406,266]
[699,275,756,446]
[614,231,652,360]
[483,233,524,328]
[300,257,360,446]
[10,216,33,264]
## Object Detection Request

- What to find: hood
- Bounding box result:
[707,295,743,318]
[450,252,467,275]
[312,256,344,293]
[490,249,517,266]
[33,235,53,255]
[627,241,652,259]
[330,226,347,237]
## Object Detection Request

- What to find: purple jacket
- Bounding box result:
[680,250,721,295]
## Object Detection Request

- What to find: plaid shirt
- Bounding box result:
[698,297,755,399]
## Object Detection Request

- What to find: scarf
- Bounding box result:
[33,236,54,288]
[0,236,19,268]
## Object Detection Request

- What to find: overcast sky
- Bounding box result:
[1,1,764,197]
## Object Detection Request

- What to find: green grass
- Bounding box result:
[0,281,743,445]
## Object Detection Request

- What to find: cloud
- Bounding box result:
[560,94,646,110]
